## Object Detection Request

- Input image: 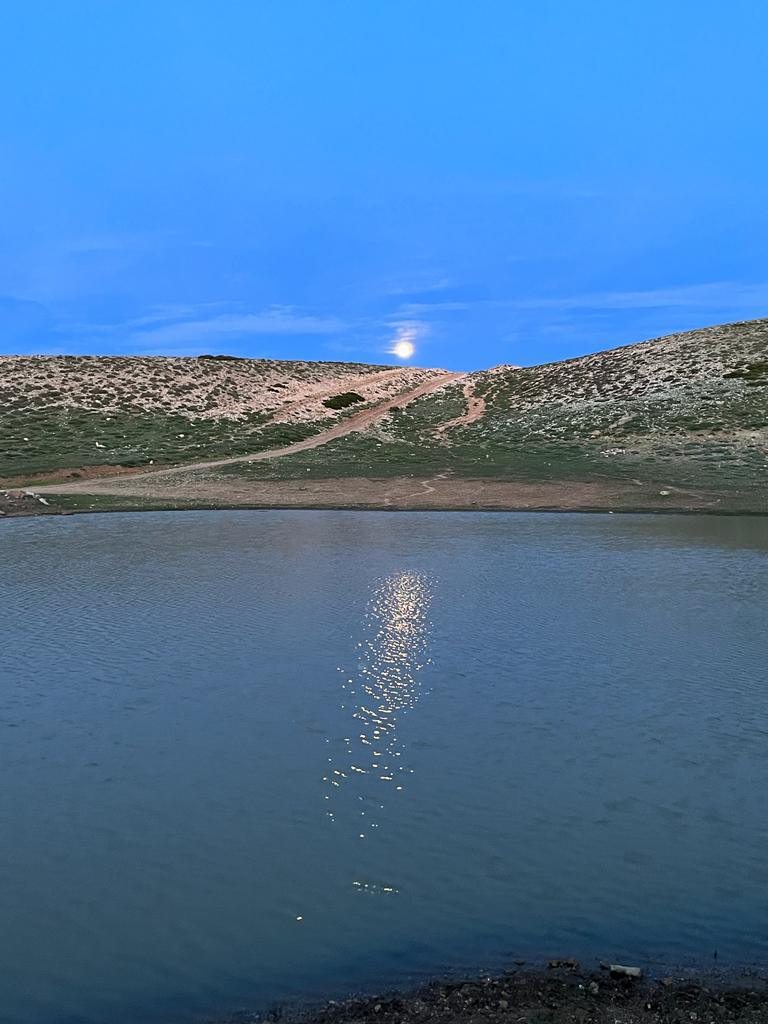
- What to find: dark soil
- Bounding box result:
[0,462,154,487]
[221,966,768,1024]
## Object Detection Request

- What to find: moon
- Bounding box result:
[393,340,415,359]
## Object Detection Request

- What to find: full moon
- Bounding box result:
[393,340,415,359]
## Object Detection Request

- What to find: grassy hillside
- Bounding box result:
[0,355,431,478]
[474,316,768,440]
[218,318,768,502]
[2,319,766,513]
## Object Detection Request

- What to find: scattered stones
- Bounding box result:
[0,489,56,516]
[280,967,768,1024]
[548,958,580,971]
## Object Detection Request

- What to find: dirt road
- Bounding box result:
[37,371,465,495]
[265,365,422,422]
[436,375,486,433]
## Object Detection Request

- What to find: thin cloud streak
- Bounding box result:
[509,281,768,312]
[399,281,768,318]
[34,304,351,356]
[397,301,472,315]
[385,319,430,357]
[129,308,347,347]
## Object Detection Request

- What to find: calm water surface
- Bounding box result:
[2,511,768,1024]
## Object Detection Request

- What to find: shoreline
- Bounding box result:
[218,963,768,1024]
[3,475,767,519]
[3,499,768,520]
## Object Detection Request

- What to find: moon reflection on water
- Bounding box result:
[322,571,434,846]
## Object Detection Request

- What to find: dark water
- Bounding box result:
[2,511,767,1024]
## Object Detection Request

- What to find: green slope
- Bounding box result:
[216,318,768,504]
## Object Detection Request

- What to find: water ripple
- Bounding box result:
[323,571,433,839]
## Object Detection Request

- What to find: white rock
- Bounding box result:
[609,964,642,978]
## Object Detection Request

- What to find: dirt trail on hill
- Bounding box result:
[436,376,486,434]
[37,371,465,494]
[266,366,417,422]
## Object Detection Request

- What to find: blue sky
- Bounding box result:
[2,1,767,370]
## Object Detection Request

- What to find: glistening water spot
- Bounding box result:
[1,511,767,1024]
[324,571,433,841]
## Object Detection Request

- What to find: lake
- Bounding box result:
[2,511,767,1024]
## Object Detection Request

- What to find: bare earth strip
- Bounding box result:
[25,364,754,513]
[28,477,733,514]
[36,371,465,495]
[436,376,487,434]
[265,366,419,423]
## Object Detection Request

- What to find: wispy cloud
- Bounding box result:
[382,274,455,297]
[60,231,178,255]
[396,301,472,315]
[44,303,350,355]
[124,302,236,329]
[57,302,241,337]
[129,307,346,349]
[506,281,768,312]
[385,319,430,357]
[396,281,768,317]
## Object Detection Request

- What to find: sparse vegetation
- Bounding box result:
[2,318,766,512]
[0,355,434,479]
[322,391,365,410]
[210,318,768,510]
[197,354,247,361]
[724,360,768,384]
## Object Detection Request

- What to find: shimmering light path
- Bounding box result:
[324,572,433,841]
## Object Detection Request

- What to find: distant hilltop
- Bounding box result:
[1,317,766,515]
[0,355,442,424]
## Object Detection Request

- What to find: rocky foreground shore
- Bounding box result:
[220,965,768,1024]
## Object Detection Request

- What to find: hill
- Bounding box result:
[0,355,438,478]
[183,317,768,508]
[2,318,766,515]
